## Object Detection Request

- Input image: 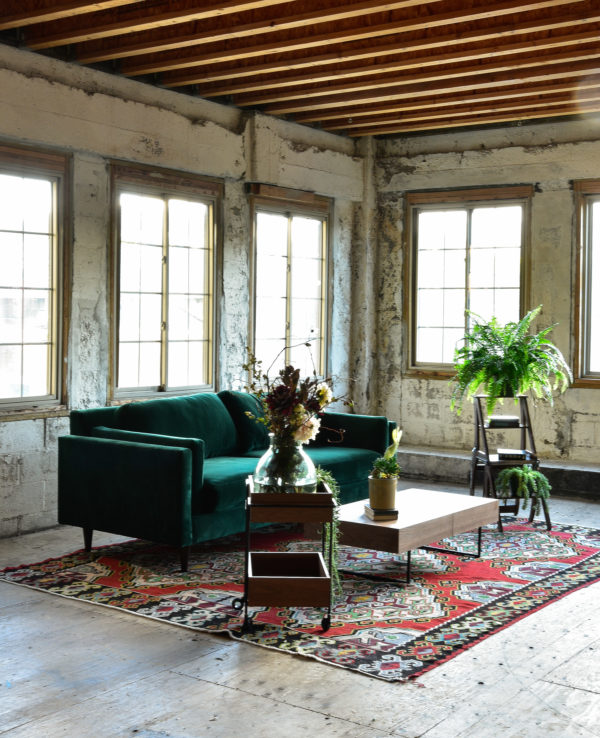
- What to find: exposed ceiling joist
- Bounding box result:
[1,0,598,138]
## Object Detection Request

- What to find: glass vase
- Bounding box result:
[254,433,317,494]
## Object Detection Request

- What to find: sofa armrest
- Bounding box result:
[92,426,205,490]
[58,435,196,547]
[314,412,394,455]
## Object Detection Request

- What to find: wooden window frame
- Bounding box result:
[248,183,331,377]
[573,180,600,388]
[109,162,222,400]
[0,143,70,419]
[404,185,533,379]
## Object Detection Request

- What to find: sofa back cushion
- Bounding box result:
[218,390,270,452]
[117,393,237,458]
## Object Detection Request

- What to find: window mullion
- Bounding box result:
[161,197,169,391]
[285,214,292,364]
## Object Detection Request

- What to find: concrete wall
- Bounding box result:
[0,45,361,536]
[375,120,600,466]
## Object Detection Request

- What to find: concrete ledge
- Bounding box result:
[398,445,600,501]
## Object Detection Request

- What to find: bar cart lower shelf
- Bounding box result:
[232,476,335,633]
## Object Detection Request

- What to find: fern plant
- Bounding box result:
[450,305,572,415]
[495,464,551,516]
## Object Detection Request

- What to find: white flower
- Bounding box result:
[293,415,321,444]
[317,382,333,407]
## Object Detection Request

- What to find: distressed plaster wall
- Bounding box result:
[0,45,360,536]
[376,120,600,464]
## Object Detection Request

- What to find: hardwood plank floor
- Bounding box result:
[1,481,599,737]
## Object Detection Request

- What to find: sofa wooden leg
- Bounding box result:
[83,527,93,552]
[180,546,190,572]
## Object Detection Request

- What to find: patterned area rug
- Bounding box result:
[2,519,600,681]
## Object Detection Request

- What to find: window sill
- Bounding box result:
[572,378,600,389]
[0,406,69,422]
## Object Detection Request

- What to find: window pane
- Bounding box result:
[291,257,322,299]
[168,246,189,294]
[119,293,140,342]
[0,233,23,288]
[23,290,50,342]
[139,245,162,293]
[120,193,163,246]
[256,212,287,255]
[138,343,160,386]
[290,297,321,343]
[256,253,287,297]
[168,199,207,248]
[472,206,522,248]
[167,341,188,387]
[120,242,141,292]
[168,294,188,340]
[0,344,21,397]
[417,289,443,328]
[255,339,286,374]
[417,249,444,288]
[139,293,161,341]
[118,342,139,388]
[417,327,443,364]
[0,175,24,231]
[23,235,51,288]
[255,296,286,340]
[188,248,208,293]
[0,288,22,342]
[291,216,322,258]
[23,179,52,233]
[22,344,47,397]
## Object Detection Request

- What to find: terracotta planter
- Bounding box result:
[368,476,398,511]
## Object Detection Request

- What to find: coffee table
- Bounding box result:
[337,488,499,582]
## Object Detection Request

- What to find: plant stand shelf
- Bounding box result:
[232,476,335,633]
[469,395,551,531]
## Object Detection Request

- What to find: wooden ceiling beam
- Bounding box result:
[322,88,600,131]
[121,0,587,77]
[22,0,293,49]
[265,61,600,115]
[0,1,137,31]
[159,8,600,87]
[345,101,600,136]
[75,0,442,63]
[300,76,600,125]
[197,27,600,98]
[238,45,600,107]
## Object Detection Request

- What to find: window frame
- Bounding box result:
[573,179,600,387]
[109,162,222,400]
[404,185,533,378]
[0,143,70,417]
[249,184,331,378]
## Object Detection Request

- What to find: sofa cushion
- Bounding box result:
[118,393,237,458]
[218,390,270,452]
[196,456,258,514]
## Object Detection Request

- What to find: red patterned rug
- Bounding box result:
[2,519,599,681]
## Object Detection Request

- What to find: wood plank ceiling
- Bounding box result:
[1,0,599,137]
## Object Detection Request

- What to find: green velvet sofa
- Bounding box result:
[58,390,395,570]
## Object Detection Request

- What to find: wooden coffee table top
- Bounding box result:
[338,488,499,555]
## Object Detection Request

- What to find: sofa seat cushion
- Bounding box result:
[118,393,237,458]
[218,390,270,452]
[196,456,258,514]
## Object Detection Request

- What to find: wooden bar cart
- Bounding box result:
[232,477,335,633]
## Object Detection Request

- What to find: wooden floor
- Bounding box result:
[1,481,599,738]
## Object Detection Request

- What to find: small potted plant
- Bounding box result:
[495,464,551,516]
[368,427,402,512]
[451,305,572,415]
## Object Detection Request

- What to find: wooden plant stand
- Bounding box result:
[232,477,335,633]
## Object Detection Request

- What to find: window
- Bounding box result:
[251,185,329,378]
[112,165,220,396]
[0,146,67,410]
[574,180,600,385]
[406,186,532,371]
